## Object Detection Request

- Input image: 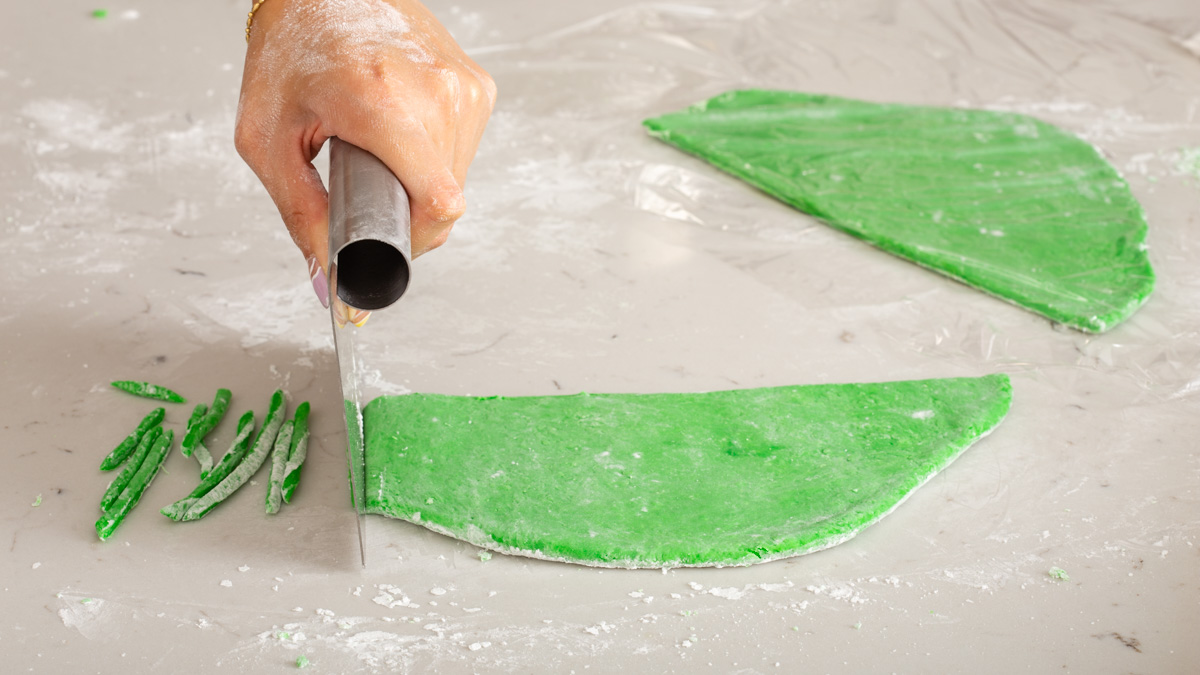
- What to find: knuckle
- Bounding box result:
[433,66,463,104]
[432,188,467,222]
[354,60,401,107]
[233,103,278,166]
[462,79,485,106]
[426,226,453,252]
[233,117,264,161]
[412,223,454,258]
[279,205,311,234]
[364,59,391,85]
[478,73,498,108]
[458,69,496,111]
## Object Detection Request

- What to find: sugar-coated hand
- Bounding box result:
[236,0,496,321]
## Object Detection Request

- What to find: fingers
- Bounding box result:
[235,115,332,308]
[332,296,370,328]
[451,67,498,185]
[338,118,466,259]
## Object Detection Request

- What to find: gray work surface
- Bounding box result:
[2,0,1198,672]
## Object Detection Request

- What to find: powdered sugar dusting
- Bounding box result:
[241,0,437,145]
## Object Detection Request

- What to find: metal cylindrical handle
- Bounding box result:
[328,138,412,311]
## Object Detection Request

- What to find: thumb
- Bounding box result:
[277,165,332,310]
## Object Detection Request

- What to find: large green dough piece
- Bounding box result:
[643,91,1154,333]
[362,374,1012,568]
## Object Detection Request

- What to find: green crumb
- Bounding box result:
[1048,567,1070,581]
[277,631,290,640]
[110,380,186,404]
[853,621,862,630]
[296,655,310,668]
[792,626,799,632]
[92,9,108,18]
[80,598,93,604]
[477,550,492,562]
[31,494,42,507]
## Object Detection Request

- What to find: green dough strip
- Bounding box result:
[362,375,1012,568]
[192,443,214,478]
[644,91,1154,333]
[182,388,231,476]
[184,403,207,441]
[178,390,286,522]
[160,411,255,520]
[180,403,207,459]
[281,402,311,504]
[111,380,187,403]
[100,425,162,512]
[100,407,165,471]
[96,429,174,540]
[265,421,295,514]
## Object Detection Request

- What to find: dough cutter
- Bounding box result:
[327,137,413,566]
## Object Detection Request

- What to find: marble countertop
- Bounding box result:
[2,0,1198,671]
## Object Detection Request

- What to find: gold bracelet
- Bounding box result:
[246,0,269,43]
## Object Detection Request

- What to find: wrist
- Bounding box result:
[247,0,291,44]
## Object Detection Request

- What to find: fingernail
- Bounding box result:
[351,310,371,328]
[332,299,350,327]
[309,258,329,309]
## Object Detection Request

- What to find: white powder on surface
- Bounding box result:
[5,96,260,292]
[1180,32,1200,59]
[705,582,794,601]
[583,621,615,635]
[55,595,118,641]
[979,98,1191,144]
[184,274,330,352]
[706,587,745,600]
[805,583,868,604]
[21,99,135,154]
[373,584,421,610]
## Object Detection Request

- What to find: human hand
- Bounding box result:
[235,0,496,325]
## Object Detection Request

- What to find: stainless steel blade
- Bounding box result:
[330,310,368,567]
[327,137,414,568]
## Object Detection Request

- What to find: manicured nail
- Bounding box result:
[351,310,371,328]
[309,257,329,309]
[332,301,348,327]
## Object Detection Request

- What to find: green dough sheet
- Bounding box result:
[644,91,1154,333]
[362,374,1012,568]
